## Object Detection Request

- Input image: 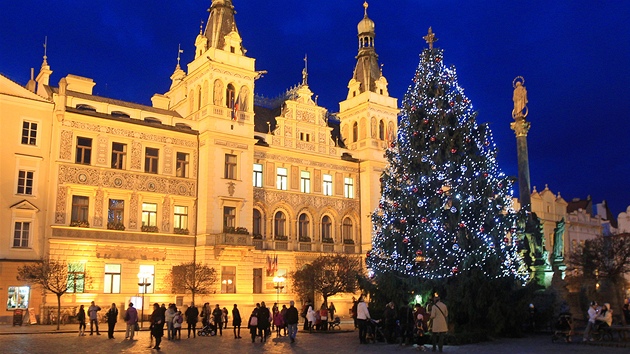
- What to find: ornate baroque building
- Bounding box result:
[0,1,398,322]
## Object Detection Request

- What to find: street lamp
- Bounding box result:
[273,276,285,304]
[137,272,152,329]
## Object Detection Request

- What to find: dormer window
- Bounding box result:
[111,111,130,118]
[230,46,235,53]
[144,117,162,124]
[76,104,96,112]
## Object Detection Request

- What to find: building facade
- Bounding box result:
[1,1,397,323]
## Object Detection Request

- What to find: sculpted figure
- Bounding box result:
[512,78,528,118]
[213,80,224,106]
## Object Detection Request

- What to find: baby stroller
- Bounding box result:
[365,319,386,343]
[328,316,341,330]
[198,321,217,337]
[551,313,573,343]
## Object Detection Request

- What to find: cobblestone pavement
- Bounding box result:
[1,325,628,354]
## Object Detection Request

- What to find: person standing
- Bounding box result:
[285,300,299,343]
[301,300,310,331]
[273,308,285,337]
[583,301,599,342]
[356,296,370,344]
[201,303,211,328]
[88,301,101,335]
[622,298,630,325]
[172,310,183,339]
[222,307,229,330]
[306,304,316,333]
[124,302,138,340]
[212,304,224,336]
[232,304,242,339]
[248,305,260,343]
[151,303,165,350]
[280,304,288,335]
[185,302,199,338]
[383,302,397,343]
[77,304,86,336]
[351,297,358,329]
[429,294,448,353]
[271,303,278,331]
[328,302,336,322]
[165,304,176,340]
[257,302,271,342]
[106,303,118,339]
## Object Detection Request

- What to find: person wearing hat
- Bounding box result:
[429,294,448,352]
[583,301,599,341]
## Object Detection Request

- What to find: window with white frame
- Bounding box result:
[138,265,155,294]
[13,221,30,248]
[6,286,30,310]
[21,121,38,145]
[253,163,263,187]
[67,263,86,293]
[16,170,34,195]
[300,171,311,193]
[276,167,287,190]
[344,177,354,198]
[103,264,121,294]
[323,174,333,196]
[141,203,157,227]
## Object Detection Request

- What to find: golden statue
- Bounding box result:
[512,76,528,119]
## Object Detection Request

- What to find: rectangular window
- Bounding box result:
[71,196,89,223]
[67,263,85,293]
[138,265,154,294]
[224,154,237,179]
[75,137,92,165]
[221,266,236,294]
[323,174,333,196]
[111,142,126,169]
[300,171,311,193]
[174,206,188,230]
[21,121,38,145]
[145,148,159,174]
[253,163,263,187]
[223,206,236,231]
[276,167,288,190]
[17,170,34,195]
[344,177,354,198]
[176,152,189,178]
[13,221,30,248]
[107,199,124,229]
[103,264,121,294]
[141,203,158,227]
[6,286,30,310]
[299,132,310,142]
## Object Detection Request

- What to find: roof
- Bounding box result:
[0,73,50,102]
[567,197,592,215]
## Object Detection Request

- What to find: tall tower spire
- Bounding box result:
[36,36,52,97]
[351,1,382,94]
[204,0,241,52]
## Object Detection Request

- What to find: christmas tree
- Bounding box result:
[367,29,528,282]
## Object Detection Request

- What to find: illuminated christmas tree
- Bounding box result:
[367,29,528,281]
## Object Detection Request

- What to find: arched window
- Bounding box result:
[226,84,236,108]
[299,214,310,240]
[253,209,262,237]
[321,216,332,241]
[379,120,385,140]
[342,218,353,242]
[274,211,286,238]
[352,122,358,143]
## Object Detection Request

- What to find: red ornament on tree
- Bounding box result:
[411,106,416,111]
[390,142,396,148]
[503,237,509,244]
[403,237,409,244]
[413,131,419,137]
[421,217,428,223]
[449,101,454,107]
[459,222,466,228]
[366,251,371,258]
[437,189,443,195]
[484,141,490,146]
[430,136,436,142]
[401,218,407,224]
[393,202,399,208]
[451,148,457,153]
[416,249,423,255]
[483,173,489,178]
[480,227,485,233]
[412,187,418,193]
[423,119,429,124]
[452,266,458,273]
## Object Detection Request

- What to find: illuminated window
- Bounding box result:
[21,121,38,145]
[104,264,121,294]
[141,203,157,227]
[224,154,237,179]
[13,222,30,248]
[174,206,188,230]
[253,164,263,187]
[71,196,89,223]
[300,171,311,193]
[176,152,189,177]
[323,174,333,196]
[67,263,85,293]
[6,286,30,310]
[111,142,126,169]
[138,265,154,294]
[299,132,311,142]
[107,199,124,228]
[16,170,34,195]
[221,266,236,293]
[344,177,354,198]
[75,137,92,164]
[276,167,287,190]
[145,148,159,174]
[321,216,332,240]
[274,211,286,237]
[223,206,236,231]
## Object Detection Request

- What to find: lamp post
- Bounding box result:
[137,272,152,329]
[273,276,285,304]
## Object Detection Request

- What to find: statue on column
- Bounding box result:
[551,218,566,264]
[512,76,528,119]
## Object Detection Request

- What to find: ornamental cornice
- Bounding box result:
[215,139,248,150]
[253,151,359,173]
[64,120,196,147]
[253,189,359,213]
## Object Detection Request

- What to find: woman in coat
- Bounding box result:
[77,304,86,336]
[257,302,271,342]
[150,303,165,350]
[106,303,118,339]
[232,304,242,339]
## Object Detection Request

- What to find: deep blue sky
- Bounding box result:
[2,1,629,217]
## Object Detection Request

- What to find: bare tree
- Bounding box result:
[17,258,86,330]
[166,262,218,303]
[291,254,362,306]
[567,234,630,324]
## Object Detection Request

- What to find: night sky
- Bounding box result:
[1,1,629,217]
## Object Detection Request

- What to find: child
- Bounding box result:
[173,310,183,340]
[273,310,284,337]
